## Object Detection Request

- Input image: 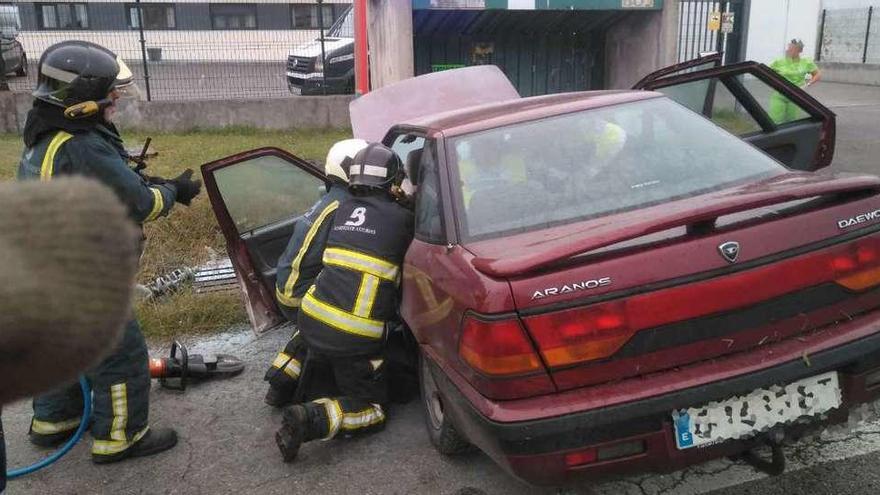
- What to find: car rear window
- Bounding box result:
[448,97,787,240]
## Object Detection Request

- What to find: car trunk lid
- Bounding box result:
[465,173,880,392]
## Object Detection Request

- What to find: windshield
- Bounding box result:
[327,6,353,38]
[449,97,787,240]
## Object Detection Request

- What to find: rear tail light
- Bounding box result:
[834,241,880,291]
[524,301,634,368]
[524,235,880,369]
[459,315,543,376]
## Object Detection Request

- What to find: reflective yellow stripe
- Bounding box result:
[271,352,301,379]
[352,274,379,318]
[341,404,385,431]
[301,288,385,339]
[275,286,302,308]
[39,131,73,181]
[281,200,340,301]
[314,398,343,440]
[109,383,128,441]
[31,417,81,435]
[144,187,165,222]
[323,247,399,281]
[92,426,150,456]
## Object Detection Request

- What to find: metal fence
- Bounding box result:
[678,0,746,65]
[817,6,879,64]
[1,0,352,100]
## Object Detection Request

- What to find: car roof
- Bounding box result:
[401,90,664,138]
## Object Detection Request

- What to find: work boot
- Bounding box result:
[28,429,77,448]
[276,405,310,462]
[92,427,178,465]
[265,385,293,408]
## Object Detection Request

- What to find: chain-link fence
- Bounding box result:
[1,0,353,100]
[818,6,879,64]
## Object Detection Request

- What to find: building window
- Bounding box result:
[38,3,89,30]
[210,4,256,30]
[127,4,175,30]
[292,4,347,30]
[0,4,21,30]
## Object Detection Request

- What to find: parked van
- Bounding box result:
[286,6,354,95]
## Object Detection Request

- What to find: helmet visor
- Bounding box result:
[112,57,139,99]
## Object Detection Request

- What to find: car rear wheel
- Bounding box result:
[16,54,27,77]
[419,350,472,455]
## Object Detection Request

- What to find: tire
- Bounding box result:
[419,350,472,455]
[15,54,26,77]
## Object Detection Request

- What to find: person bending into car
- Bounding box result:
[275,143,414,462]
[17,41,201,464]
[265,138,368,407]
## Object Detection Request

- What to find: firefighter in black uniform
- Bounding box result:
[275,143,414,461]
[265,138,367,407]
[16,41,201,463]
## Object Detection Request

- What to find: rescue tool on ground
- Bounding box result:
[149,342,245,391]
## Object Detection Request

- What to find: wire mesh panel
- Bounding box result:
[819,7,872,63]
[2,0,352,100]
[868,8,880,64]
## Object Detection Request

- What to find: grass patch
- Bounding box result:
[1,127,351,339]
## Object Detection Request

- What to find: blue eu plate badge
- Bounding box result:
[672,409,693,449]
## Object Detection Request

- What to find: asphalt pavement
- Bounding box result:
[2,81,879,495]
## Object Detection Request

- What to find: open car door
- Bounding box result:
[201,147,329,334]
[634,55,835,171]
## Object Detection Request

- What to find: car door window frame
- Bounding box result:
[383,126,457,245]
[636,61,836,168]
[202,146,329,254]
[201,146,329,334]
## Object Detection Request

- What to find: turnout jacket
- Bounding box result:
[275,183,352,309]
[299,192,414,356]
[17,107,176,224]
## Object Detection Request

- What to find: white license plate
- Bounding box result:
[672,371,842,450]
[290,85,302,95]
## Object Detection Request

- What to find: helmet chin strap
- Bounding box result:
[63,97,113,120]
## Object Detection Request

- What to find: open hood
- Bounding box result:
[469,172,880,278]
[349,65,520,142]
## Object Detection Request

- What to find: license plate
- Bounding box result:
[672,371,842,450]
[290,85,302,95]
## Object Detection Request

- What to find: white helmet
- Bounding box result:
[325,138,368,183]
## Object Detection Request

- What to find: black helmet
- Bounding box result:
[33,40,134,108]
[348,143,403,191]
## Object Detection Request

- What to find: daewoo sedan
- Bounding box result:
[202,56,880,485]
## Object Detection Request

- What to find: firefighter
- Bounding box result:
[265,138,368,407]
[17,41,201,463]
[275,143,414,462]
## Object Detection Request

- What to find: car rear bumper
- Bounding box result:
[428,313,880,485]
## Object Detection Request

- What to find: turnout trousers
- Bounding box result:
[268,332,387,440]
[30,319,151,456]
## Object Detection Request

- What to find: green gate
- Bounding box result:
[413,10,618,96]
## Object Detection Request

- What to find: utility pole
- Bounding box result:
[354,0,368,95]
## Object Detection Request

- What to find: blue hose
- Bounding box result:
[6,376,91,479]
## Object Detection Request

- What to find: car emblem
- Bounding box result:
[718,241,740,263]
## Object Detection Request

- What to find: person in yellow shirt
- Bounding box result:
[768,39,821,123]
[457,135,527,210]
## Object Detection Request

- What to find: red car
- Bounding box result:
[202,55,880,485]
